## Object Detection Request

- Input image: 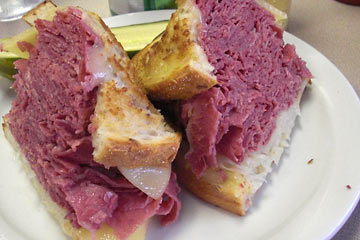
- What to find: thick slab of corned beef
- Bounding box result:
[181,0,312,177]
[6,8,180,238]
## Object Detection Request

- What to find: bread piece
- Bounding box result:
[175,142,253,215]
[175,83,308,215]
[92,79,181,169]
[3,120,147,240]
[131,0,217,100]
[22,0,58,25]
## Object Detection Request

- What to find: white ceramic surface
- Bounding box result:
[1,10,360,240]
[103,9,174,28]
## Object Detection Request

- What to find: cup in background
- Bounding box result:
[0,0,44,22]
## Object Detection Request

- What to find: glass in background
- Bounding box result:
[0,0,44,22]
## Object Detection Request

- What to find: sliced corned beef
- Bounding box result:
[182,0,312,176]
[6,8,180,237]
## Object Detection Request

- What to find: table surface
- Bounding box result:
[1,0,359,239]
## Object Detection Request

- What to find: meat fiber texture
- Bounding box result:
[5,8,180,239]
[181,0,312,176]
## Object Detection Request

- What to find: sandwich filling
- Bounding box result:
[6,8,180,239]
[181,0,312,176]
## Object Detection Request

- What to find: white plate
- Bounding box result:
[1,10,360,240]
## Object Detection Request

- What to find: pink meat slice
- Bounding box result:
[182,0,312,176]
[66,183,119,230]
[108,172,181,240]
[6,7,180,238]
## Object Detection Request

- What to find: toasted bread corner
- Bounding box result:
[92,79,181,168]
[22,0,58,26]
[174,143,252,216]
[132,0,217,101]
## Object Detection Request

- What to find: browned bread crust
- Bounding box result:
[22,0,58,25]
[92,77,181,168]
[131,0,217,100]
[174,143,252,215]
[76,9,182,169]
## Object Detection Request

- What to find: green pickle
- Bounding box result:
[144,0,177,10]
[0,52,20,80]
[111,21,168,56]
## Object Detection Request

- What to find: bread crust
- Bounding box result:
[174,143,252,215]
[79,9,182,169]
[95,136,180,169]
[91,75,181,169]
[131,0,217,100]
[145,59,219,100]
[22,0,58,26]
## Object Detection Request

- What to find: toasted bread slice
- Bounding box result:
[175,142,253,215]
[3,121,147,240]
[81,10,182,169]
[22,0,58,25]
[131,0,217,100]
[175,84,308,215]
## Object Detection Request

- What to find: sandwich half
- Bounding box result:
[132,0,312,215]
[3,4,181,240]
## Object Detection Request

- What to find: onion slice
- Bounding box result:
[119,165,171,199]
